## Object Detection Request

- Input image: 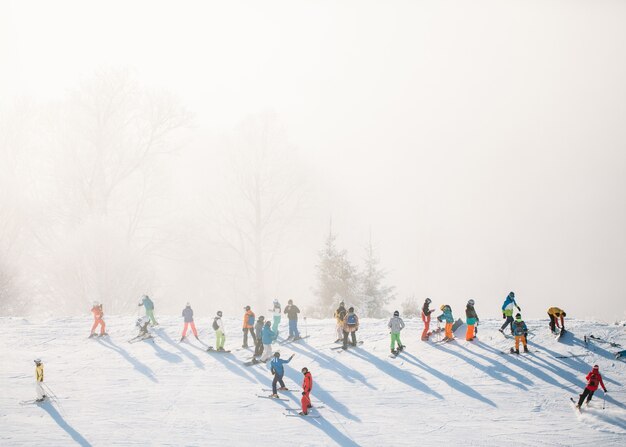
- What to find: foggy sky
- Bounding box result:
[2,0,625,321]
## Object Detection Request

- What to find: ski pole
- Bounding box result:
[603,390,606,410]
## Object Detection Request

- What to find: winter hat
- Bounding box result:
[515,313,522,319]
[593,365,599,370]
[467,299,475,306]
[264,320,271,326]
[349,307,354,312]
[562,312,567,317]
[186,302,190,307]
[440,305,446,311]
[301,367,308,374]
[34,359,41,364]
[509,292,515,298]
[288,299,293,304]
[425,298,431,304]
[245,305,251,311]
[258,315,265,321]
[340,301,345,306]
[393,310,399,316]
[217,311,222,317]
[274,352,281,358]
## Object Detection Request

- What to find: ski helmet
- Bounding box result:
[425,298,431,304]
[561,311,567,317]
[288,299,293,304]
[258,315,265,321]
[245,305,250,311]
[593,365,599,370]
[515,313,522,319]
[440,305,446,311]
[467,299,475,306]
[34,358,41,364]
[301,367,308,374]
[186,302,190,307]
[349,307,354,312]
[393,310,399,316]
[509,291,515,298]
[217,311,222,317]
[340,301,345,306]
[274,352,281,358]
[264,320,271,326]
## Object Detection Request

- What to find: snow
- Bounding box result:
[1,317,625,446]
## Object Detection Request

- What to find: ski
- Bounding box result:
[285,413,320,418]
[206,347,231,353]
[19,399,45,405]
[587,335,622,348]
[285,406,325,410]
[244,359,269,367]
[261,389,295,392]
[389,347,407,358]
[257,395,288,401]
[331,341,364,351]
[279,335,311,346]
[570,397,581,412]
[128,335,154,344]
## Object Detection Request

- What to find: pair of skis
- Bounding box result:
[330,341,364,351]
[256,394,323,418]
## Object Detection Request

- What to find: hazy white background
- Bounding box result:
[1,0,625,321]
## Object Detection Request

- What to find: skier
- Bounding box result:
[138,295,158,326]
[499,291,520,335]
[334,301,347,342]
[465,299,479,341]
[284,299,301,340]
[135,316,150,338]
[300,367,313,416]
[575,365,607,409]
[547,307,567,334]
[89,301,107,337]
[388,310,405,354]
[34,359,46,402]
[270,299,281,338]
[269,352,295,398]
[242,305,256,348]
[259,320,276,363]
[342,307,360,349]
[254,316,266,358]
[436,304,455,341]
[421,298,433,341]
[211,311,226,351]
[180,302,199,342]
[511,313,529,354]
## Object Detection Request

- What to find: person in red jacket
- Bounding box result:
[89,301,107,338]
[576,364,607,408]
[300,367,313,416]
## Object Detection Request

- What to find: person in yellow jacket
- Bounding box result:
[547,307,566,334]
[34,359,46,402]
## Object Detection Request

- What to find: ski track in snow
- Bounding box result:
[1,317,625,446]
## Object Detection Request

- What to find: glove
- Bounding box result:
[502,313,506,319]
[437,317,442,322]
[604,389,608,393]
[302,392,305,396]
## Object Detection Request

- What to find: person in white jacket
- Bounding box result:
[388,310,405,354]
[270,299,281,339]
[212,311,226,351]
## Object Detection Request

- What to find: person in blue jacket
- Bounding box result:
[138,295,158,326]
[269,352,295,398]
[436,304,455,341]
[258,321,276,363]
[499,292,520,335]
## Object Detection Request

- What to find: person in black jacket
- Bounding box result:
[284,299,301,340]
[465,299,479,341]
[421,298,433,341]
[254,316,265,357]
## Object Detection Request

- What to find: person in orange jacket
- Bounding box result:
[300,367,313,416]
[89,301,107,338]
[242,305,256,348]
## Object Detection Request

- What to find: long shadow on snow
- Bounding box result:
[559,332,620,362]
[285,342,376,390]
[155,330,205,370]
[456,342,532,389]
[283,367,361,422]
[402,349,495,406]
[97,338,157,383]
[345,349,444,401]
[278,410,361,447]
[39,401,92,446]
[207,351,259,385]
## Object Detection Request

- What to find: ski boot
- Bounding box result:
[299,411,308,416]
[270,394,279,399]
[180,336,186,342]
[523,346,529,353]
[498,329,504,334]
[217,347,225,352]
[391,349,398,356]
[195,336,200,341]
[278,387,289,391]
[515,349,520,354]
[100,332,108,337]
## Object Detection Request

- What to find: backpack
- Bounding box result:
[347,314,357,326]
[247,313,255,326]
[212,318,219,331]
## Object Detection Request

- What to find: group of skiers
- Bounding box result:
[417,297,479,344]
[333,302,360,350]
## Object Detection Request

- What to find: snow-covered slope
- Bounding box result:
[1,317,625,446]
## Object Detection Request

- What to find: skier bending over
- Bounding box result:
[421,298,433,341]
[547,307,566,334]
[34,358,46,402]
[499,291,520,335]
[212,311,226,351]
[259,320,277,363]
[300,367,313,416]
[576,365,607,409]
[334,301,347,342]
[254,316,266,358]
[181,302,199,342]
[269,352,295,398]
[138,295,158,326]
[388,310,405,354]
[342,307,359,349]
[511,313,528,354]
[284,299,301,340]
[242,306,256,348]
[437,305,455,341]
[465,299,479,341]
[89,301,107,337]
[136,316,150,338]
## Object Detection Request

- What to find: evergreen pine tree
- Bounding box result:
[357,238,396,317]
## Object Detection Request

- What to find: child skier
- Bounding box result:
[300,367,313,416]
[284,299,301,340]
[465,299,479,341]
[576,365,607,409]
[259,320,276,363]
[511,313,529,354]
[342,307,360,349]
[269,352,295,398]
[89,301,107,338]
[547,307,567,334]
[254,316,266,357]
[270,299,281,337]
[499,291,520,335]
[138,295,158,326]
[34,359,46,402]
[421,298,433,341]
[242,306,256,348]
[334,301,347,342]
[388,310,405,354]
[437,304,455,341]
[211,311,226,351]
[180,302,199,342]
[136,316,150,338]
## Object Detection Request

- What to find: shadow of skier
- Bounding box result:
[97,338,158,383]
[155,329,205,370]
[39,401,92,446]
